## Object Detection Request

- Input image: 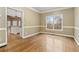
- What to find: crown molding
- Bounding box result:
[28,7,73,14]
[27,7,40,13]
[40,7,73,13]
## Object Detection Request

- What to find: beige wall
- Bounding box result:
[0,7,6,44]
[23,8,40,36]
[0,7,75,46]
[0,7,40,45]
[0,31,6,44]
[74,8,79,43]
[9,7,40,37]
[0,7,6,28]
[40,8,74,36]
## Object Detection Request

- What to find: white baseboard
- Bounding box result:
[74,37,79,46]
[23,32,40,38]
[23,32,74,39]
[40,32,79,46]
[40,32,74,38]
[0,42,7,47]
[22,32,79,46]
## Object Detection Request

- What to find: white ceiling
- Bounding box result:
[33,7,60,12]
[31,7,72,13]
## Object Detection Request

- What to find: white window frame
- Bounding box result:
[46,14,63,31]
[46,15,54,31]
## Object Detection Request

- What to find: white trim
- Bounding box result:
[7,7,24,38]
[29,7,72,14]
[40,7,73,13]
[24,26,40,28]
[40,26,74,28]
[21,8,24,38]
[23,32,74,39]
[64,26,74,28]
[74,37,79,46]
[75,27,79,30]
[23,32,40,38]
[23,31,79,46]
[0,28,6,30]
[45,14,63,31]
[5,8,7,46]
[74,27,79,46]
[23,25,74,29]
[7,7,23,12]
[40,32,74,38]
[0,8,8,47]
[27,7,40,13]
[0,42,7,47]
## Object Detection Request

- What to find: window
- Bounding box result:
[46,14,63,31]
[8,21,11,27]
[12,21,17,26]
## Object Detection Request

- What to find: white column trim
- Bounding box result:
[24,25,74,28]
[75,27,79,30]
[0,28,6,30]
[24,26,40,28]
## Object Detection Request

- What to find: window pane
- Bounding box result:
[54,15,62,30]
[12,21,17,26]
[46,16,53,29]
[18,20,21,27]
[8,21,11,27]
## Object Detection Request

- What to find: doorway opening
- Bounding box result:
[7,8,23,40]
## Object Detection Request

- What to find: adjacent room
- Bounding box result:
[0,7,79,52]
[7,8,23,39]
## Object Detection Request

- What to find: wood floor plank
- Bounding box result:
[0,33,79,52]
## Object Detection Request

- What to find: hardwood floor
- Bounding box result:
[0,33,79,52]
